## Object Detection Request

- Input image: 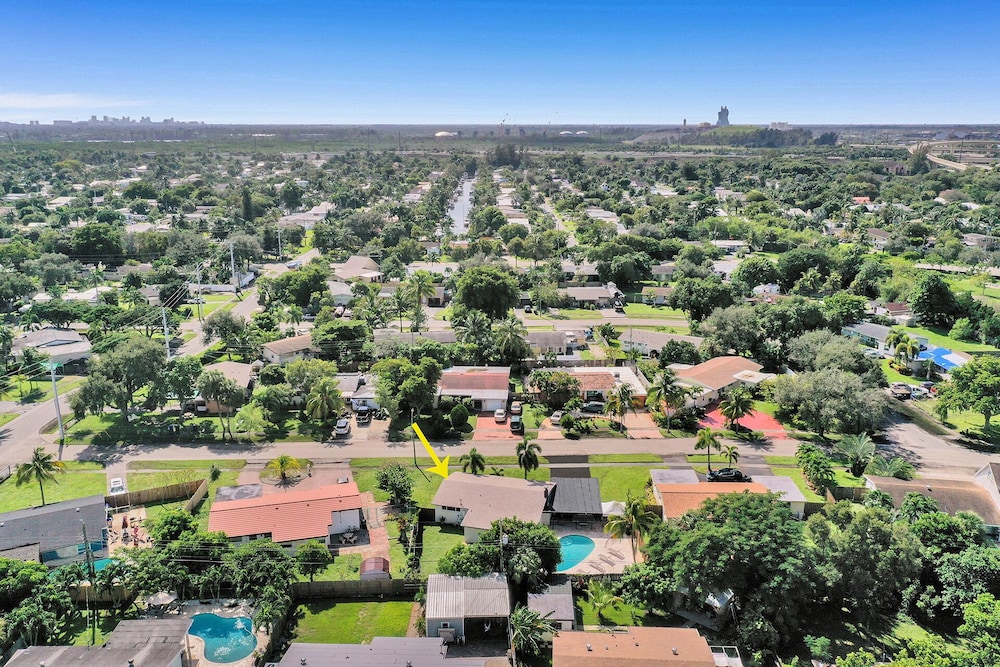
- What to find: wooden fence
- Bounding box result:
[826,486,868,503]
[107,478,207,510]
[291,579,414,599]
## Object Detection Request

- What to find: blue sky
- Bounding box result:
[2,0,997,125]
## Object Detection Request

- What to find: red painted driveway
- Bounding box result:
[700,407,787,436]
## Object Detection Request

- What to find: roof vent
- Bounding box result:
[586,644,592,652]
[605,645,609,650]
[672,648,679,655]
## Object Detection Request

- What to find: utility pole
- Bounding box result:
[161,307,171,360]
[82,522,97,644]
[195,265,203,321]
[277,226,283,261]
[50,364,65,445]
[229,242,238,292]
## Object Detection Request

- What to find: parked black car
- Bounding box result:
[707,468,752,482]
[581,401,605,413]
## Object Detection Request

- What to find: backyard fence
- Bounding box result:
[291,579,413,599]
[825,486,868,503]
[107,478,207,510]
[0,466,10,484]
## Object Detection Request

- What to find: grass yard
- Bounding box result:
[921,398,1000,443]
[0,469,107,512]
[621,303,687,319]
[352,467,444,508]
[881,359,915,385]
[2,375,85,405]
[0,413,17,428]
[290,600,413,644]
[771,467,825,502]
[123,461,245,529]
[299,554,364,582]
[764,456,799,466]
[128,459,247,471]
[420,524,465,575]
[576,600,677,628]
[591,466,652,502]
[589,454,662,463]
[903,325,996,353]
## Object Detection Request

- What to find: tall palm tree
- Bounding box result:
[390,289,409,332]
[719,386,754,431]
[264,454,304,482]
[493,316,529,364]
[612,383,634,429]
[407,270,436,308]
[895,336,920,366]
[197,371,244,440]
[454,309,492,351]
[508,604,556,660]
[15,447,66,507]
[604,490,660,560]
[721,444,740,466]
[885,328,908,353]
[516,437,542,479]
[835,433,877,477]
[695,427,722,472]
[459,448,486,475]
[0,325,13,371]
[305,377,344,425]
[646,370,694,432]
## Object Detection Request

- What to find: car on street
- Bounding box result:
[334,418,351,436]
[707,468,752,482]
[109,478,126,495]
[581,401,605,413]
[510,401,523,415]
[510,415,524,433]
[549,410,564,426]
[286,260,302,269]
[494,408,507,423]
[890,382,912,399]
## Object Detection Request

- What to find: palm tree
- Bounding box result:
[895,336,920,366]
[835,433,877,477]
[516,437,542,479]
[390,289,409,332]
[15,447,66,507]
[863,489,895,511]
[885,328,908,353]
[407,270,436,308]
[305,377,344,425]
[265,454,304,482]
[454,309,492,351]
[197,371,244,440]
[695,427,722,472]
[719,386,753,431]
[867,455,915,480]
[645,370,694,432]
[508,604,556,660]
[586,580,624,625]
[459,448,486,475]
[0,324,13,371]
[721,444,740,466]
[604,490,660,560]
[612,383,634,429]
[18,309,41,332]
[493,316,528,364]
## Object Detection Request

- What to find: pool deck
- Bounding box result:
[171,600,267,667]
[554,528,635,575]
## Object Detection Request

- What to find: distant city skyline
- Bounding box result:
[3,1,998,125]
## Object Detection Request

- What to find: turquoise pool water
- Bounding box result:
[188,614,256,663]
[557,534,596,572]
[93,558,114,572]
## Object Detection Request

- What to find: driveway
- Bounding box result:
[622,412,662,439]
[471,413,520,442]
[701,408,787,438]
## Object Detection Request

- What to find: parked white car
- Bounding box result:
[109,478,126,495]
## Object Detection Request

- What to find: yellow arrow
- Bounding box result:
[412,422,450,479]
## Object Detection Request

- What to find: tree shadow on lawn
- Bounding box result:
[790,610,957,664]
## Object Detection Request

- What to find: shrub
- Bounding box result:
[449,403,470,430]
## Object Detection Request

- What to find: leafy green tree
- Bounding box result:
[376,462,414,506]
[528,370,581,409]
[0,273,37,309]
[910,272,959,327]
[863,489,895,511]
[455,265,520,319]
[516,437,542,479]
[146,507,198,544]
[959,593,1000,667]
[72,335,167,417]
[899,492,938,522]
[937,356,1000,428]
[201,310,249,358]
[449,403,470,430]
[14,447,66,507]
[936,546,1000,615]
[459,447,486,475]
[585,580,623,624]
[305,377,343,425]
[493,316,530,364]
[196,370,245,440]
[164,355,203,413]
[668,276,736,322]
[371,357,442,419]
[295,540,334,582]
[731,255,778,293]
[225,540,295,598]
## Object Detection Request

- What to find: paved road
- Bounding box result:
[879,410,994,478]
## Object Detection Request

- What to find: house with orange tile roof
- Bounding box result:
[552,626,742,667]
[207,483,364,552]
[436,366,510,413]
[671,356,771,407]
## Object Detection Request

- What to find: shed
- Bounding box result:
[425,574,511,642]
[528,579,575,631]
[360,556,391,581]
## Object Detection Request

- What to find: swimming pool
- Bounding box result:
[188,614,256,663]
[557,534,596,572]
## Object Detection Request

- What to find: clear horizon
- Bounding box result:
[3,1,998,126]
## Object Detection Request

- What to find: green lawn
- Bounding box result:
[903,325,997,353]
[0,470,107,512]
[420,524,465,575]
[0,413,17,428]
[591,467,652,502]
[921,398,1000,443]
[881,359,915,385]
[291,601,412,644]
[128,459,247,471]
[764,456,799,466]
[2,375,85,405]
[589,454,662,463]
[621,303,687,319]
[771,468,825,502]
[353,467,444,508]
[299,554,363,581]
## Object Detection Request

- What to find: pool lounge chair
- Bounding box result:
[588,561,606,574]
[599,555,616,566]
[608,548,625,559]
